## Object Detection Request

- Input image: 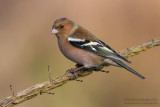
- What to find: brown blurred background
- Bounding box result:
[0,0,160,107]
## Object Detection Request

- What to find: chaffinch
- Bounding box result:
[51,18,145,79]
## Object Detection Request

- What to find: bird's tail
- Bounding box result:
[112,59,146,80]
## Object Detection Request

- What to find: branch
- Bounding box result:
[0,38,160,107]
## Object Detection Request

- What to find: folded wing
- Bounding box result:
[68,36,131,63]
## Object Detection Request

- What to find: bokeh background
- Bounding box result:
[0,0,160,107]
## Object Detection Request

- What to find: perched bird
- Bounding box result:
[51,18,146,79]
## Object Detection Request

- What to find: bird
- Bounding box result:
[51,18,146,79]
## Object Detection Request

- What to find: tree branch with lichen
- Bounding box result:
[0,38,160,107]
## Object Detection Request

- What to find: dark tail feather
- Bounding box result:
[113,60,146,80]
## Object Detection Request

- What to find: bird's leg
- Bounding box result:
[67,66,85,82]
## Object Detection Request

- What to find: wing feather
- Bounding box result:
[69,36,130,63]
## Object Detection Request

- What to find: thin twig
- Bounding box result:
[0,38,159,107]
[48,66,53,84]
[10,85,15,97]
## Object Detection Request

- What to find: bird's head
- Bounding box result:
[51,18,77,38]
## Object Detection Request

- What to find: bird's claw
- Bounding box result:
[66,68,83,82]
[66,68,75,73]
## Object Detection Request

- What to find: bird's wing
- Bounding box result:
[68,36,131,63]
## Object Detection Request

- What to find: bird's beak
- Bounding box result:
[51,28,59,34]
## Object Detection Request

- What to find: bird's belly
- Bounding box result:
[58,39,103,68]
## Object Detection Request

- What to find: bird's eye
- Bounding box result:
[60,25,64,29]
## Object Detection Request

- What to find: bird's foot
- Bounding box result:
[67,68,76,73]
[67,67,84,82]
